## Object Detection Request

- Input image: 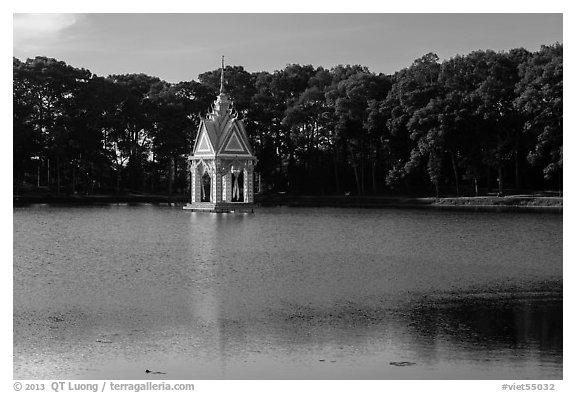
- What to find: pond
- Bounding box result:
[13,205,562,379]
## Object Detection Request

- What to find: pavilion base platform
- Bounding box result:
[183,202,256,213]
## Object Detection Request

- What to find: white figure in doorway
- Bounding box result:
[232,168,240,201]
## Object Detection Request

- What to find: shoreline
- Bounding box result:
[13,193,187,205]
[13,193,562,212]
[255,194,563,212]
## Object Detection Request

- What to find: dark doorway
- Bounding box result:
[231,171,244,202]
[201,172,211,202]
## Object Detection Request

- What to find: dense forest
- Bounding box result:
[13,43,562,197]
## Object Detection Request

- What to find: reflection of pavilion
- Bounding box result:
[184,58,257,213]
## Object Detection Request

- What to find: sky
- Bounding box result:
[12,13,563,83]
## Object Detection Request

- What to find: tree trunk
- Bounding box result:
[168,157,175,196]
[360,153,365,195]
[349,147,361,195]
[428,152,442,197]
[116,167,121,194]
[450,151,460,196]
[174,156,178,192]
[56,157,60,194]
[514,129,521,191]
[497,165,504,196]
[333,150,341,194]
[352,164,361,195]
[288,153,296,193]
[72,161,76,194]
[372,160,377,194]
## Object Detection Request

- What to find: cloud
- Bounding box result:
[13,13,81,52]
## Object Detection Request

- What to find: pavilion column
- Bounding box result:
[191,161,200,203]
[221,172,226,202]
[249,170,254,203]
[223,172,232,202]
[215,174,223,203]
[244,166,254,203]
[210,166,216,203]
[213,160,223,203]
[249,169,254,203]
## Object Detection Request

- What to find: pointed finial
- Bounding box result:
[220,56,225,94]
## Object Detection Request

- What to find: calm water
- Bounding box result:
[13,205,562,379]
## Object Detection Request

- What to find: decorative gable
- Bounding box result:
[219,124,252,155]
[225,132,244,151]
[193,126,215,155]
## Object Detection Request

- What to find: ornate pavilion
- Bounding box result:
[184,58,257,212]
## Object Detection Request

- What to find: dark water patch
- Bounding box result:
[261,283,562,372]
[406,292,563,351]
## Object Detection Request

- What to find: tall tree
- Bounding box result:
[148,80,212,194]
[13,56,92,193]
[472,50,527,195]
[281,67,336,193]
[13,58,42,190]
[326,69,391,194]
[106,73,161,191]
[515,43,563,191]
[384,53,442,195]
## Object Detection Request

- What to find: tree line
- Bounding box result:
[13,43,562,197]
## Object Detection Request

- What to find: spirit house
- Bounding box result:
[184,58,257,212]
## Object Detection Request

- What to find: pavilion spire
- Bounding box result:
[210,55,233,118]
[220,55,225,94]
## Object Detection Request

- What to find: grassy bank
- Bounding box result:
[425,195,562,207]
[255,194,563,212]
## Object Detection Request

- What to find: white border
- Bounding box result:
[4,3,572,393]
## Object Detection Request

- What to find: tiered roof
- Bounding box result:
[192,57,254,158]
